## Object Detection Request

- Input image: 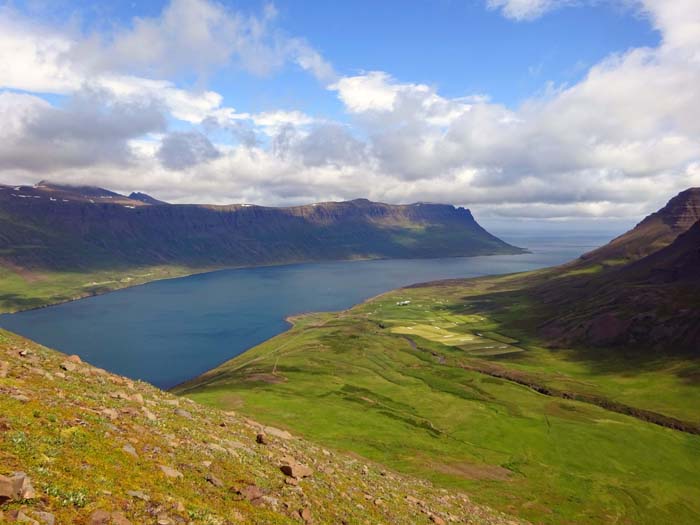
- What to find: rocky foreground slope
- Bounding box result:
[0,329,521,525]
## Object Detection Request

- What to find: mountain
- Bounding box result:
[0,329,519,525]
[537,223,700,352]
[622,219,700,284]
[0,182,523,273]
[128,191,169,205]
[578,187,700,265]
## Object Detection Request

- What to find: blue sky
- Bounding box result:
[0,0,698,226]
[15,0,660,115]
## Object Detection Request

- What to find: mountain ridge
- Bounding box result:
[0,182,523,272]
[578,187,700,265]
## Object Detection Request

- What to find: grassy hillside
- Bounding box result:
[0,265,199,313]
[176,273,700,525]
[0,328,519,525]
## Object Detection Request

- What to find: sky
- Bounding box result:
[0,0,699,229]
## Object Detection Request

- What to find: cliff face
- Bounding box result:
[0,183,523,271]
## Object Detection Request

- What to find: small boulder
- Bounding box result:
[174,409,192,420]
[280,462,313,479]
[205,473,223,488]
[141,407,157,422]
[130,393,144,405]
[100,408,119,420]
[299,507,312,523]
[156,514,172,525]
[31,511,55,525]
[263,426,293,440]
[237,484,264,502]
[126,490,150,501]
[88,510,110,525]
[67,354,82,364]
[0,472,36,502]
[60,361,77,372]
[111,513,132,525]
[88,510,132,525]
[0,360,9,378]
[15,511,39,524]
[159,465,183,479]
[122,444,138,458]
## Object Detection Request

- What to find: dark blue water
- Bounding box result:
[0,233,612,388]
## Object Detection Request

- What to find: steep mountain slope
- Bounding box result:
[0,182,522,272]
[536,220,700,351]
[577,187,700,265]
[622,219,700,283]
[0,329,519,525]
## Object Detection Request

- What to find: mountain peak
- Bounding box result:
[129,192,169,205]
[580,187,700,265]
[655,187,700,231]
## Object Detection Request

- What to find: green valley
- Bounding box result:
[176,275,700,524]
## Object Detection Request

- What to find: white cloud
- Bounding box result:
[317,0,700,216]
[0,90,165,172]
[0,0,332,127]
[0,0,699,223]
[69,0,333,81]
[486,0,575,21]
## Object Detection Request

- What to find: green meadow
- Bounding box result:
[0,265,199,313]
[177,275,700,525]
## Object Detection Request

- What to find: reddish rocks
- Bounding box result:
[0,472,36,503]
[59,361,77,372]
[236,484,264,503]
[205,473,224,488]
[280,460,313,479]
[158,465,183,479]
[88,510,132,525]
[299,507,312,523]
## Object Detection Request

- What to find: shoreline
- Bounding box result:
[0,249,527,316]
[1,249,545,391]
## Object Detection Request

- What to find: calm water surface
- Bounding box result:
[0,233,612,388]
